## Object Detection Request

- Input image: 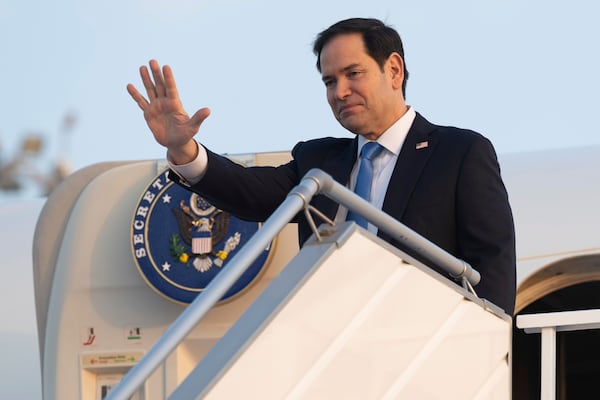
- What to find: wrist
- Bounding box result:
[167,140,199,166]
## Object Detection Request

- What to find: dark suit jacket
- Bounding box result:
[172,113,516,315]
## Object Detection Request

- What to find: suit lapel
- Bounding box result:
[311,138,358,219]
[322,138,357,186]
[382,113,437,222]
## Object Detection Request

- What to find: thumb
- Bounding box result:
[189,107,211,130]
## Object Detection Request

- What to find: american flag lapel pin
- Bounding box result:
[416,141,429,150]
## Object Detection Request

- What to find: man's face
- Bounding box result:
[319,33,405,140]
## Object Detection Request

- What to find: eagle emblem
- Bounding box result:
[172,194,241,272]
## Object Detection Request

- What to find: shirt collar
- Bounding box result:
[357,106,416,156]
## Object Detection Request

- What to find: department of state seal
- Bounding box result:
[131,169,273,304]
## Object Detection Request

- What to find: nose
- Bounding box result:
[333,78,351,100]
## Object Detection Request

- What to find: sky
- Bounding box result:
[1,1,599,396]
[1,0,600,200]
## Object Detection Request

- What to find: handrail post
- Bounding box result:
[540,327,557,400]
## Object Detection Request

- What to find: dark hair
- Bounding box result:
[313,18,409,97]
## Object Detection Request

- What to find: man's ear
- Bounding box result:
[387,52,404,90]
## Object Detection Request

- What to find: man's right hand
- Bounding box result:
[127,59,211,165]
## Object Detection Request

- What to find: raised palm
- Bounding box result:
[127,60,210,160]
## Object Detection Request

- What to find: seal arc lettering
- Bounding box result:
[136,206,149,218]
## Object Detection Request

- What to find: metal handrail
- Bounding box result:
[106,168,479,400]
[306,169,479,285]
[516,309,600,400]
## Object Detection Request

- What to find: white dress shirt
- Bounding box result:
[338,106,416,233]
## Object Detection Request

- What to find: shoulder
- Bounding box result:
[290,137,357,178]
[415,113,496,154]
[292,137,354,158]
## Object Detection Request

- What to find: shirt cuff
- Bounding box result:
[166,140,208,185]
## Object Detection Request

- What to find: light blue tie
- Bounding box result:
[347,141,384,228]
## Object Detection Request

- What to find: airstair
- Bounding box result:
[34,157,512,399]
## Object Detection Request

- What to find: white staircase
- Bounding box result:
[170,225,511,399]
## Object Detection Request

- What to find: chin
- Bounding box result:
[339,121,364,135]
[346,127,370,137]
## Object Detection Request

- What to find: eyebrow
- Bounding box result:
[321,63,362,83]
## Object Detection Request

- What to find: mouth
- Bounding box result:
[338,103,362,118]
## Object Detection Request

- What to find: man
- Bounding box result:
[127,18,516,315]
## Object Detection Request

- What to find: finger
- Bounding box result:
[139,65,157,101]
[163,65,180,100]
[126,83,148,111]
[149,59,167,98]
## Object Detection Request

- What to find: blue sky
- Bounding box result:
[2,0,600,199]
